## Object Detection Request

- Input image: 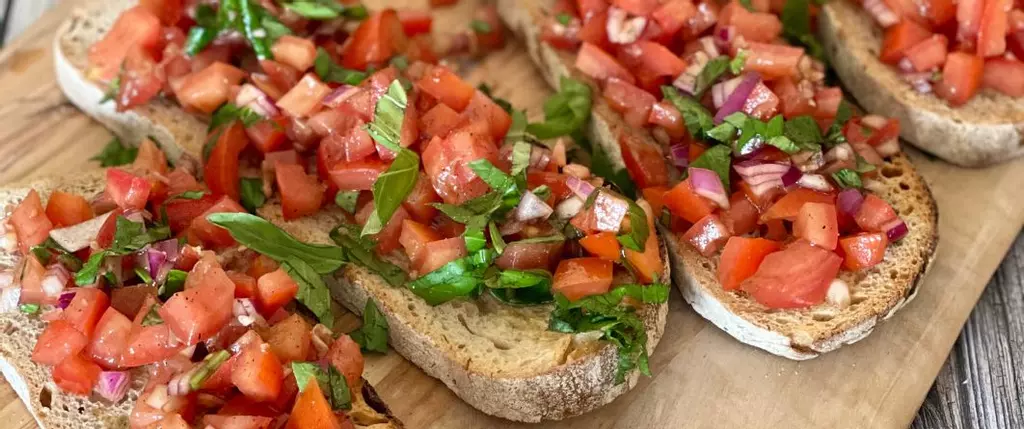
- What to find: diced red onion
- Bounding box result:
[594,193,630,232]
[515,191,554,222]
[712,76,742,109]
[42,264,70,298]
[152,239,181,263]
[883,218,909,242]
[555,196,585,219]
[734,160,790,182]
[864,0,899,27]
[0,286,20,313]
[321,85,360,108]
[234,298,267,328]
[235,84,279,118]
[791,150,826,172]
[689,167,731,209]
[698,36,720,58]
[897,57,915,73]
[499,219,524,235]
[714,27,735,52]
[781,166,803,187]
[96,371,131,402]
[530,146,552,170]
[57,290,77,309]
[825,143,855,163]
[749,180,783,198]
[144,385,170,409]
[102,255,125,287]
[875,138,901,157]
[670,144,689,168]
[674,52,709,95]
[606,7,646,44]
[49,212,112,253]
[714,72,761,123]
[837,189,864,216]
[796,174,833,192]
[902,72,934,93]
[566,176,595,200]
[167,367,197,396]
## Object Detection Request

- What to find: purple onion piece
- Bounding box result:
[836,189,865,217]
[714,72,761,124]
[885,218,909,242]
[57,290,77,309]
[566,176,595,200]
[152,239,181,264]
[96,371,131,403]
[670,144,689,168]
[145,248,168,280]
[781,166,803,187]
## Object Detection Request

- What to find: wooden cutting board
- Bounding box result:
[1,1,1022,428]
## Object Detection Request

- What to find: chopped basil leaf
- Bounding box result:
[527,77,592,139]
[111,217,171,253]
[19,304,39,315]
[706,121,737,143]
[556,13,573,25]
[783,115,823,151]
[407,249,496,305]
[291,362,353,410]
[694,56,730,97]
[690,144,732,189]
[463,217,488,253]
[134,267,153,285]
[548,283,670,383]
[486,269,554,305]
[327,365,352,410]
[832,169,862,189]
[261,15,294,40]
[362,81,420,236]
[292,362,327,392]
[168,190,206,201]
[160,269,188,300]
[469,159,517,195]
[532,185,552,202]
[284,1,342,19]
[349,300,389,353]
[477,83,514,114]
[729,50,749,75]
[780,0,827,63]
[282,258,334,329]
[207,212,346,274]
[583,136,637,199]
[314,47,368,85]
[512,233,566,245]
[30,238,82,271]
[617,201,649,252]
[389,55,409,70]
[510,141,532,180]
[91,138,138,167]
[329,223,407,286]
[334,191,359,214]
[189,350,230,391]
[488,221,506,254]
[738,0,756,11]
[766,135,800,154]
[239,178,266,213]
[662,86,714,140]
[210,103,264,132]
[824,100,853,147]
[99,73,121,105]
[238,0,273,59]
[75,251,110,286]
[855,155,877,173]
[470,19,492,33]
[504,110,529,144]
[141,304,164,326]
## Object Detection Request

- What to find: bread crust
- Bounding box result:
[51,0,671,422]
[819,1,1024,167]
[498,0,939,359]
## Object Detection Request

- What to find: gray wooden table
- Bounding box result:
[0,1,1020,428]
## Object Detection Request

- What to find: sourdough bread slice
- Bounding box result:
[53,0,671,421]
[498,0,939,359]
[0,171,401,429]
[819,0,1024,167]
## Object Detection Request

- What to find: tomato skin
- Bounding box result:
[720,2,782,43]
[190,196,247,249]
[934,52,984,106]
[263,313,312,364]
[652,0,697,37]
[328,160,389,191]
[495,240,565,271]
[52,353,102,396]
[553,257,614,302]
[793,202,839,250]
[232,342,284,403]
[87,307,133,369]
[604,78,658,128]
[342,9,407,71]
[619,132,669,189]
[398,10,434,36]
[419,103,463,139]
[402,172,441,223]
[163,193,219,234]
[278,73,333,118]
[854,194,898,232]
[879,20,932,64]
[204,122,250,201]
[31,319,88,366]
[761,188,836,222]
[641,186,669,216]
[720,192,759,236]
[325,334,365,391]
[665,178,715,223]
[414,237,467,275]
[256,269,300,316]
[422,133,500,205]
[120,323,184,368]
[741,240,843,309]
[106,168,152,211]
[286,377,343,429]
[9,190,53,254]
[983,58,1024,97]
[138,0,184,25]
[681,214,732,257]
[576,42,636,84]
[63,288,110,338]
[271,35,318,73]
[903,34,948,72]
[176,62,248,114]
[246,116,291,153]
[116,45,163,112]
[718,237,781,291]
[277,164,325,220]
[742,42,803,80]
[399,219,442,264]
[839,233,889,271]
[580,232,622,261]
[975,0,1009,58]
[88,6,163,81]
[462,91,512,139]
[416,65,476,112]
[159,254,235,345]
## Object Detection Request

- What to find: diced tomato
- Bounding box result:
[87,307,133,369]
[576,42,636,84]
[495,240,565,271]
[9,190,53,253]
[462,91,512,139]
[190,196,247,248]
[176,62,247,113]
[110,285,158,320]
[232,342,284,402]
[342,9,407,71]
[356,203,410,255]
[116,45,164,112]
[625,201,664,283]
[720,192,759,236]
[43,191,93,228]
[761,188,836,222]
[839,232,889,271]
[159,254,235,345]
[665,178,716,223]
[903,34,948,72]
[742,42,803,80]
[271,35,317,72]
[717,237,781,291]
[255,268,299,316]
[681,214,732,257]
[854,194,898,232]
[259,60,302,97]
[542,16,582,50]
[417,65,476,112]
[163,193,219,234]
[106,168,151,211]
[131,138,168,176]
[18,255,48,305]
[246,116,291,153]
[419,103,463,138]
[647,101,686,140]
[286,376,342,429]
[414,237,467,275]
[328,159,388,191]
[652,0,697,37]
[31,319,88,366]
[612,0,658,15]
[619,41,688,79]
[203,415,275,429]
[577,0,609,19]
[742,240,843,308]
[204,121,250,201]
[120,323,183,367]
[278,73,332,118]
[52,353,102,395]
[604,78,658,128]
[138,0,184,25]
[552,257,614,302]
[720,2,782,43]
[398,9,433,36]
[87,6,163,81]
[793,202,839,250]
[472,5,506,50]
[579,232,621,261]
[262,313,312,364]
[976,0,1008,58]
[402,172,441,223]
[680,0,721,40]
[400,219,442,263]
[983,58,1024,97]
[641,186,669,216]
[325,334,365,390]
[422,133,500,204]
[276,164,325,220]
[225,271,257,299]
[619,132,669,189]
[879,20,933,64]
[63,288,110,338]
[742,81,780,119]
[578,10,611,50]
[771,77,816,118]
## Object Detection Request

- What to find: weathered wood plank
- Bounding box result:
[913,232,1024,429]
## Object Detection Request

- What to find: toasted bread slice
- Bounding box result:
[498,0,939,359]
[818,1,1024,167]
[52,0,671,421]
[0,171,402,429]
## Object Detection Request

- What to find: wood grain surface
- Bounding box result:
[0,1,1022,429]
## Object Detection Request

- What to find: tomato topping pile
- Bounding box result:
[864,0,1024,104]
[543,0,911,310]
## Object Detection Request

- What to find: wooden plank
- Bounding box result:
[0,1,1021,429]
[2,0,60,43]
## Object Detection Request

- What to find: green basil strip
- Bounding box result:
[282,258,334,329]
[239,178,266,213]
[527,77,592,139]
[407,250,496,305]
[349,300,389,354]
[159,269,188,300]
[617,201,650,253]
[690,144,733,189]
[188,350,231,390]
[329,224,406,287]
[662,86,714,140]
[91,138,138,167]
[362,81,420,236]
[694,56,730,97]
[291,361,352,410]
[207,212,345,274]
